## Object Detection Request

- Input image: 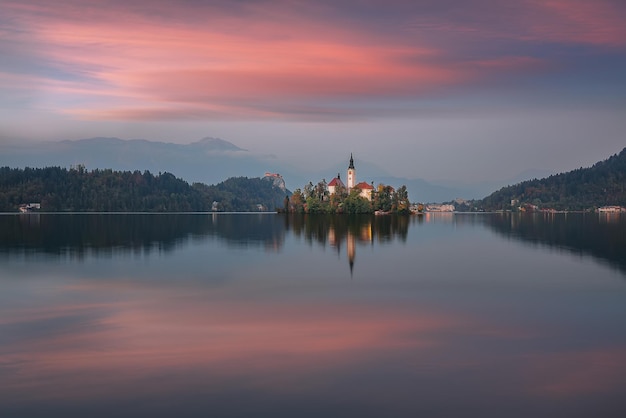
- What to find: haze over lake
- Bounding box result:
[1,213,625,417]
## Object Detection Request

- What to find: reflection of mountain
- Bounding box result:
[482,213,626,275]
[0,213,287,257]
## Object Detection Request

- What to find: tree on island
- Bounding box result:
[284,179,410,214]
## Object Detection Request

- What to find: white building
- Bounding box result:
[328,174,345,195]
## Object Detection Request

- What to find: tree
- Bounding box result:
[344,189,371,214]
[315,179,329,201]
[290,189,305,213]
[395,185,410,214]
[374,184,393,212]
[303,182,315,200]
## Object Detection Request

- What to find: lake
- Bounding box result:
[1,212,625,417]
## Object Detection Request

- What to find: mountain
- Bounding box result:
[190,137,247,152]
[480,147,626,211]
[0,137,305,190]
[0,137,471,202]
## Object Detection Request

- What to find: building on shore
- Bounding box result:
[597,206,625,213]
[19,203,41,213]
[426,204,455,212]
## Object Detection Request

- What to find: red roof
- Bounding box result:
[328,177,344,187]
[355,181,374,190]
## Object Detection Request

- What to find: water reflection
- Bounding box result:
[1,213,625,417]
[0,213,416,274]
[283,214,413,274]
[0,213,287,256]
[2,212,624,277]
[480,212,626,275]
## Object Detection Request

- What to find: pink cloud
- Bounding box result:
[526,0,626,47]
[1,0,624,122]
[27,18,464,119]
[402,0,626,48]
[468,56,546,70]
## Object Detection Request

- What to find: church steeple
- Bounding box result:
[347,153,356,190]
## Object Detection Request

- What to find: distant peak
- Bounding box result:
[69,137,125,143]
[191,137,247,152]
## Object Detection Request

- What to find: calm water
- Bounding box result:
[1,212,625,417]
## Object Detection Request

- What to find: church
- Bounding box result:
[328,154,374,201]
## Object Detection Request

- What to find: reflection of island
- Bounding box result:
[282,214,414,275]
[0,214,417,272]
[482,212,626,275]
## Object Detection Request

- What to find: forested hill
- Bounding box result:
[0,166,289,212]
[480,147,626,211]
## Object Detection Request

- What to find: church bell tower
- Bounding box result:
[347,153,356,190]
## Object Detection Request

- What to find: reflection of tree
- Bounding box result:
[0,214,416,268]
[282,214,412,273]
[483,213,626,275]
[208,213,286,251]
[282,214,411,246]
[0,213,286,258]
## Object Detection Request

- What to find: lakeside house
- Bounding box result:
[598,206,625,213]
[426,204,455,212]
[19,203,41,213]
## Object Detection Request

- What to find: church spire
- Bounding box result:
[347,153,356,190]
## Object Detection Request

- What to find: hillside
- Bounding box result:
[0,137,303,190]
[480,148,626,211]
[1,137,503,202]
[0,166,290,212]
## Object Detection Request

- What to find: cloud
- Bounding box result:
[525,0,626,47]
[1,0,624,122]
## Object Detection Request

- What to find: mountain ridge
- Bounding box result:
[0,136,589,203]
[479,147,626,211]
[0,136,466,202]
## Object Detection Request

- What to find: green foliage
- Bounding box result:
[479,148,626,211]
[373,184,393,212]
[394,185,410,214]
[288,189,306,213]
[284,179,410,214]
[0,167,289,212]
[211,176,290,211]
[343,189,372,214]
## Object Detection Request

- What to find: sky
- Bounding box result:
[1,0,625,183]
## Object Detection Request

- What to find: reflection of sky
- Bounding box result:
[1,215,626,417]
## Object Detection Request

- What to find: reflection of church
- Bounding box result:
[328,221,374,276]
